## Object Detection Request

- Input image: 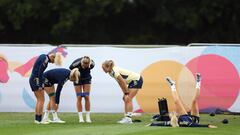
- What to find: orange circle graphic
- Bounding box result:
[137,60,196,113]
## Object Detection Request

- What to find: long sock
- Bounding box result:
[78,112,84,121]
[35,114,42,122]
[196,81,201,90]
[86,111,91,122]
[86,111,91,118]
[170,85,176,92]
[126,112,133,118]
[35,114,39,122]
[196,73,201,90]
[52,111,59,120]
[43,110,49,120]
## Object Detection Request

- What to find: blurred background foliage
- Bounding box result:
[0,0,239,45]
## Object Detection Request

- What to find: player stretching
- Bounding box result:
[165,73,217,128]
[42,68,80,123]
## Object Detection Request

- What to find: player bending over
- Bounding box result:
[69,56,95,123]
[102,60,143,124]
[42,68,80,123]
[29,53,62,124]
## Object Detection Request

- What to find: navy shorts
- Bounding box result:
[128,76,143,89]
[74,78,92,86]
[44,78,54,87]
[178,115,193,127]
[29,77,44,92]
[190,115,200,124]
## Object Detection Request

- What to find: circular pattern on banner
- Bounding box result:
[186,54,240,110]
[22,88,36,109]
[137,60,195,113]
[203,46,240,74]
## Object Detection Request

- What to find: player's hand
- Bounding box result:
[38,87,44,90]
[123,95,130,103]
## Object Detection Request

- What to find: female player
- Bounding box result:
[165,73,217,128]
[29,53,62,124]
[42,68,80,123]
[69,56,95,123]
[102,60,143,124]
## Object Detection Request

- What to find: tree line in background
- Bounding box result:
[0,0,239,45]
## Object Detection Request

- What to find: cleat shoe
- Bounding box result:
[34,120,40,124]
[196,73,201,83]
[86,117,92,123]
[52,118,66,123]
[39,120,50,125]
[79,118,85,123]
[165,77,175,86]
[42,117,52,123]
[117,117,133,124]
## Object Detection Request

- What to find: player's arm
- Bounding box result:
[55,83,63,105]
[37,56,47,89]
[69,59,81,70]
[89,60,95,69]
[116,75,129,94]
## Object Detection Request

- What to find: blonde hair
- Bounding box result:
[70,68,80,83]
[54,52,62,66]
[81,56,91,65]
[169,112,179,128]
[102,60,114,70]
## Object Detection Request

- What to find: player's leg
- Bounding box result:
[34,89,48,124]
[119,77,143,124]
[83,82,91,123]
[191,73,201,120]
[75,84,84,123]
[166,77,188,115]
[118,89,138,124]
[42,86,55,122]
[30,77,49,124]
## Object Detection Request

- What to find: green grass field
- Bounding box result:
[0,113,239,135]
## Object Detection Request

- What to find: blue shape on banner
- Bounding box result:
[203,46,240,73]
[22,88,36,109]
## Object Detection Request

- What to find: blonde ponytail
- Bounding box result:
[102,60,114,69]
[54,52,62,66]
[170,112,179,128]
[70,68,80,83]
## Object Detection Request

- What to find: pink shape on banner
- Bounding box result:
[186,54,240,110]
[14,47,67,77]
[14,56,37,77]
[0,59,9,83]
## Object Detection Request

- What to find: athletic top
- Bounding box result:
[30,54,50,88]
[69,57,95,79]
[109,66,141,84]
[150,115,208,128]
[178,115,208,127]
[43,68,70,104]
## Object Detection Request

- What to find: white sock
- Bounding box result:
[52,111,59,120]
[43,110,49,120]
[196,82,201,90]
[170,85,176,91]
[126,112,133,118]
[86,111,91,121]
[78,112,83,120]
[86,111,90,117]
